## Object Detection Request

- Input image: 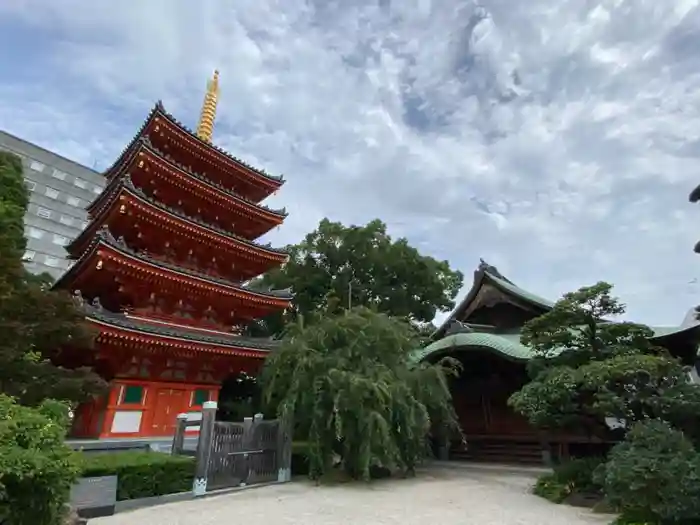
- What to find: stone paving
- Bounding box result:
[93,464,613,525]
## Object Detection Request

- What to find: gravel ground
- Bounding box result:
[92,465,613,525]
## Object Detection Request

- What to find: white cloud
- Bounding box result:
[2,0,700,324]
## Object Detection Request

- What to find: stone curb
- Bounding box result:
[114,480,284,514]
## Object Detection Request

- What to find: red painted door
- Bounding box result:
[151,388,186,436]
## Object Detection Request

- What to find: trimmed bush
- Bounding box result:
[533,456,604,504]
[597,420,700,524]
[78,451,195,501]
[0,395,80,525]
[533,472,571,503]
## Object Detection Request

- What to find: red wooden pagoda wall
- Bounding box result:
[72,379,221,439]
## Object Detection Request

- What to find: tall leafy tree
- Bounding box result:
[260,307,461,480]
[508,282,700,438]
[0,151,107,406]
[249,218,463,336]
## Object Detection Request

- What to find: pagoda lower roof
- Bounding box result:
[104,101,284,187]
[82,302,279,355]
[56,226,293,302]
[71,175,288,260]
[89,138,287,220]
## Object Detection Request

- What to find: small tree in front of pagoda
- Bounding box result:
[259,306,461,481]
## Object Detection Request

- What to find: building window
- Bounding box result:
[67,196,81,207]
[92,186,102,195]
[52,169,67,181]
[73,177,87,189]
[25,180,36,191]
[45,187,59,199]
[27,227,44,239]
[30,160,45,172]
[23,250,36,261]
[122,385,144,405]
[44,255,61,267]
[52,234,69,246]
[192,389,210,406]
[59,215,73,226]
[37,207,52,219]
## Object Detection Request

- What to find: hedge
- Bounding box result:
[78,451,195,501]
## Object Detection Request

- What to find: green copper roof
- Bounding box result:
[412,332,534,363]
[414,324,700,364]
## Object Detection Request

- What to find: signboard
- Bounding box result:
[70,475,118,518]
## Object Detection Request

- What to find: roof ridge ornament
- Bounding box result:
[477,258,513,284]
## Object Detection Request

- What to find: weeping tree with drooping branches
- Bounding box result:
[259,306,461,480]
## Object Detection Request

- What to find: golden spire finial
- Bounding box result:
[196,69,220,143]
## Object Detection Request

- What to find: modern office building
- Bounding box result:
[0,130,105,279]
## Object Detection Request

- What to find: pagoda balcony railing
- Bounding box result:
[88,175,289,258]
[94,226,293,300]
[91,138,288,219]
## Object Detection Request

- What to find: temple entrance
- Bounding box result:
[448,350,534,437]
[445,349,544,464]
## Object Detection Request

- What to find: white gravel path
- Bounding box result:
[92,465,613,525]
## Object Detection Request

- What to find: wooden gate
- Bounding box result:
[172,402,292,496]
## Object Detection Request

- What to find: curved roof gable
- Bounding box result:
[433,259,553,339]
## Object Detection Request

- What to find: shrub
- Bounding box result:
[533,456,604,504]
[597,420,700,524]
[533,473,571,503]
[0,395,80,525]
[78,451,195,501]
[553,456,604,494]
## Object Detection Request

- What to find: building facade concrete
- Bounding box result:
[0,130,105,279]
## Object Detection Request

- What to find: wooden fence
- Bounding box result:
[171,401,292,496]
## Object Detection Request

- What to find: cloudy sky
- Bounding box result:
[1,0,700,326]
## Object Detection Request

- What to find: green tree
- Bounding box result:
[508,282,700,436]
[0,394,81,525]
[0,151,107,406]
[248,219,463,336]
[260,307,460,480]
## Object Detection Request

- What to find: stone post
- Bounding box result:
[192,401,217,497]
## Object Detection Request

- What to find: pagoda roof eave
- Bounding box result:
[67,176,289,261]
[84,304,278,355]
[88,139,288,220]
[433,261,554,340]
[153,102,285,186]
[55,229,293,303]
[101,102,285,188]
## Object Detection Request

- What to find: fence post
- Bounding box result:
[171,413,188,455]
[276,417,292,482]
[192,401,218,497]
[237,416,258,486]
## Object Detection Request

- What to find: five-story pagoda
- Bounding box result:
[56,71,293,439]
